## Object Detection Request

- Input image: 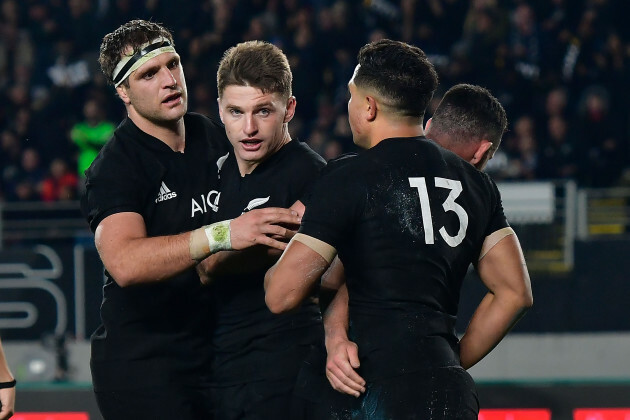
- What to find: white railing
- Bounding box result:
[497,180,577,272]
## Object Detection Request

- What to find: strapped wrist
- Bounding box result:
[189,220,233,260]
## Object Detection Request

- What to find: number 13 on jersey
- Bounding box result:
[409,177,469,247]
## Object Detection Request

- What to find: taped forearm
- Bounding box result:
[189,220,233,261]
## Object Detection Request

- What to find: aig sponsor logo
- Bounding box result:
[191,190,221,217]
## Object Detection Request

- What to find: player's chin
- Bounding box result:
[162,100,187,116]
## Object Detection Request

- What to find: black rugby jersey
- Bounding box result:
[81,113,230,391]
[300,137,508,381]
[209,139,326,386]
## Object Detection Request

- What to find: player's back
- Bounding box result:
[302,136,507,380]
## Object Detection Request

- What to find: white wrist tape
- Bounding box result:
[189,220,233,260]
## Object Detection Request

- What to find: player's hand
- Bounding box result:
[0,387,16,420]
[289,200,306,219]
[230,208,301,251]
[325,337,366,397]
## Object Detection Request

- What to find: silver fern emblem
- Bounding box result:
[243,196,270,212]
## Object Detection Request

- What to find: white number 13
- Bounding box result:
[408,177,469,247]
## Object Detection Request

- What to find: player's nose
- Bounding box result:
[160,67,177,88]
[243,114,258,136]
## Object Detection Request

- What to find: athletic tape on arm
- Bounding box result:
[189,220,233,261]
[292,233,337,264]
[478,227,515,260]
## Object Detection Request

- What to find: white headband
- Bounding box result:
[112,38,176,87]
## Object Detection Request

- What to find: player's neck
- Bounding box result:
[130,113,186,152]
[370,120,424,148]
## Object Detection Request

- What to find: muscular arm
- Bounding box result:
[264,236,333,313]
[96,207,301,287]
[0,339,15,420]
[459,233,533,369]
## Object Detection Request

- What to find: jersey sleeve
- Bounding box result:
[289,143,326,208]
[299,165,363,250]
[301,152,357,208]
[80,145,149,232]
[483,176,510,237]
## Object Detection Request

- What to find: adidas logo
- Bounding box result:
[155,182,178,203]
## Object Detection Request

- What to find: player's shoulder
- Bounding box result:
[87,123,133,172]
[288,140,327,167]
[314,152,358,178]
[86,120,163,184]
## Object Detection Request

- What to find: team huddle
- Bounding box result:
[82,19,532,420]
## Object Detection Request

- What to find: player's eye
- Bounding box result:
[258,108,270,116]
[168,59,179,69]
[143,71,155,80]
[229,109,242,116]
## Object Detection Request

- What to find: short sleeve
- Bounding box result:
[301,152,357,208]
[299,165,363,250]
[80,147,149,232]
[484,177,510,237]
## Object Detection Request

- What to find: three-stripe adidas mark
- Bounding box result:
[155,182,178,203]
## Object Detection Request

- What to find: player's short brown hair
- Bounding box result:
[217,41,292,100]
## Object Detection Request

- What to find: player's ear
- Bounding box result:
[471,139,493,168]
[116,85,131,105]
[366,96,377,121]
[424,117,433,133]
[284,96,296,123]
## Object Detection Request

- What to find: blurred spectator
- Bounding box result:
[575,85,625,187]
[537,115,578,180]
[452,0,507,86]
[70,98,115,183]
[0,129,21,200]
[0,0,629,205]
[40,158,78,202]
[545,87,569,119]
[3,147,45,201]
[46,34,90,89]
[512,115,540,180]
[488,115,539,180]
[509,3,541,81]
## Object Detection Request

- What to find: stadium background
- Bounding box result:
[0,0,629,419]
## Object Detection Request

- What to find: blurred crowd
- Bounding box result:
[0,0,629,203]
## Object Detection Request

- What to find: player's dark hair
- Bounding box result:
[353,39,438,119]
[430,84,508,152]
[98,20,174,87]
[217,41,292,100]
